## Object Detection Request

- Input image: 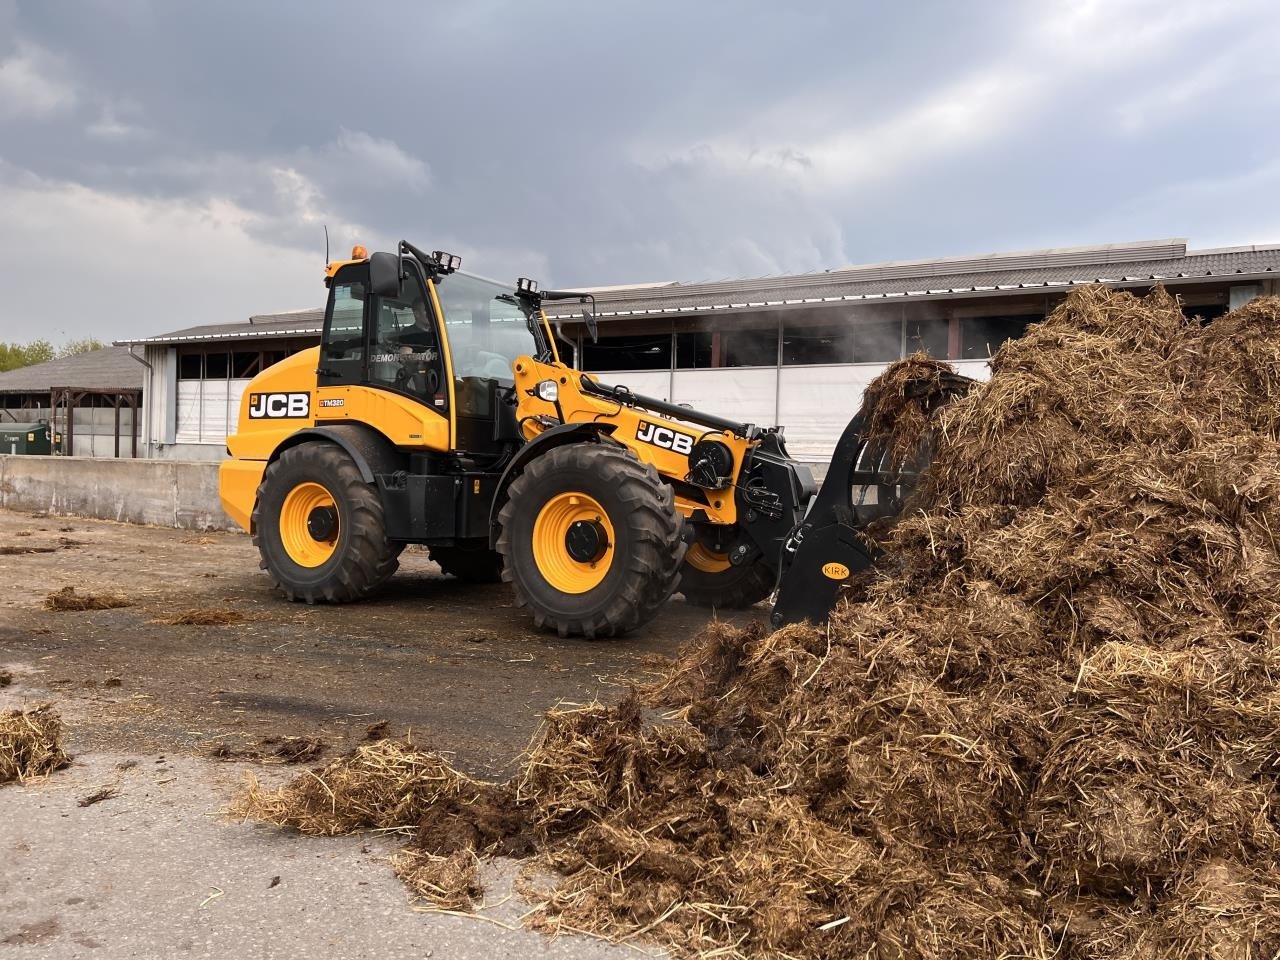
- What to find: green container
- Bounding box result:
[0,422,52,455]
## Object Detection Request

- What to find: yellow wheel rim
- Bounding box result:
[532,492,614,594]
[279,481,339,568]
[686,543,732,574]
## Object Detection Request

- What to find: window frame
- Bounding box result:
[366,262,449,416]
[319,263,372,388]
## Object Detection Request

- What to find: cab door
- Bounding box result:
[315,261,452,451]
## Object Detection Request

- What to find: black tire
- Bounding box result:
[496,443,685,638]
[252,443,398,603]
[678,555,776,609]
[429,542,503,583]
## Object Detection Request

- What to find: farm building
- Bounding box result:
[118,237,1280,469]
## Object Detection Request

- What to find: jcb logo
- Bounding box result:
[248,392,310,419]
[636,419,694,455]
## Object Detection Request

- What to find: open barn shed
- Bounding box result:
[0,346,144,457]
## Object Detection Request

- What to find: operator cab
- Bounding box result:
[320,249,550,463]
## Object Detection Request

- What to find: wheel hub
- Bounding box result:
[686,541,733,574]
[306,506,338,542]
[279,481,340,568]
[531,492,616,594]
[565,519,608,563]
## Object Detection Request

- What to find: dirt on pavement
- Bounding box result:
[0,507,751,777]
[0,505,754,958]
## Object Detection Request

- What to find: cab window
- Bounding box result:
[319,281,366,384]
[367,271,448,411]
[433,273,541,383]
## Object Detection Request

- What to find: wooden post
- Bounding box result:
[131,393,139,458]
[61,389,73,455]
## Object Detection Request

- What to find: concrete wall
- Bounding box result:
[150,442,226,462]
[0,454,233,530]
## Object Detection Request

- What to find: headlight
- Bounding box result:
[535,380,559,402]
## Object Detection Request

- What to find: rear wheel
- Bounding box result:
[252,443,398,603]
[678,542,776,609]
[429,542,503,583]
[496,443,685,638]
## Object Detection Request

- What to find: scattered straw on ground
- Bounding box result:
[77,784,118,807]
[158,608,249,626]
[226,737,486,836]
[393,849,483,909]
[43,587,133,611]
[209,736,327,765]
[231,288,1280,958]
[0,705,71,785]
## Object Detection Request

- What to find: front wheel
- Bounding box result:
[678,543,776,609]
[252,443,398,603]
[496,444,685,638]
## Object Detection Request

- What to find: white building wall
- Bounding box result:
[139,344,250,461]
[777,364,888,462]
[593,358,995,469]
[672,368,778,429]
[138,344,172,456]
[174,377,251,446]
[588,370,672,401]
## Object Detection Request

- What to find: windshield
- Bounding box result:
[433,272,543,381]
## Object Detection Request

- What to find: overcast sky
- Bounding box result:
[0,0,1277,342]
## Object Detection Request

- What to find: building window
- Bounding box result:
[205,351,230,379]
[961,316,1036,359]
[853,319,904,362]
[232,351,262,379]
[675,331,713,369]
[782,322,855,365]
[720,327,779,367]
[1183,304,1227,324]
[582,334,672,371]
[906,318,948,358]
[178,353,202,379]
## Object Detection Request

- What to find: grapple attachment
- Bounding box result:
[770,365,974,627]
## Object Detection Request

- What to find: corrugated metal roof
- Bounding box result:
[543,242,1280,320]
[117,308,325,346]
[820,238,1189,282]
[113,239,1280,343]
[0,346,144,393]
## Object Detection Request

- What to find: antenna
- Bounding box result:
[323,225,330,267]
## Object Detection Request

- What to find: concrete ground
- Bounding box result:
[0,508,758,958]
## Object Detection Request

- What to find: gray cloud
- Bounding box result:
[0,0,1277,341]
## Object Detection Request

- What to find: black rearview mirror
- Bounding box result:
[582,305,599,343]
[369,251,401,298]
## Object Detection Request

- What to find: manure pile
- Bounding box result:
[234,286,1280,959]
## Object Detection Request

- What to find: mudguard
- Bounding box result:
[488,421,619,548]
[270,424,403,483]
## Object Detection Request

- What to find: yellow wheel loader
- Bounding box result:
[219,242,970,637]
